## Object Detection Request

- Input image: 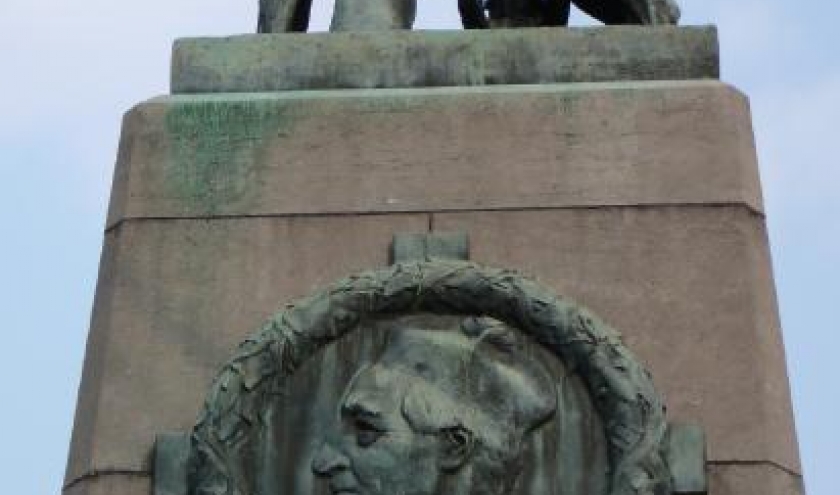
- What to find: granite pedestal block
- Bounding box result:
[65,28,802,495]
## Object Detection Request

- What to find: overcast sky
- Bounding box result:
[1,1,837,494]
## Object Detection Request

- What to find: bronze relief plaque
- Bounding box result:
[185,261,676,495]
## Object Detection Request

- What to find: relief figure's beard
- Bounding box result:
[430,463,507,495]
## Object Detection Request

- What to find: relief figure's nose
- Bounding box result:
[311,441,351,477]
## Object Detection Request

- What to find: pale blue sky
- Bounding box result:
[0,1,837,494]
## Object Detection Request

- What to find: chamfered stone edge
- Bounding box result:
[105,80,762,230]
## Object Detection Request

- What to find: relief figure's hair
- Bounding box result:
[377,315,558,494]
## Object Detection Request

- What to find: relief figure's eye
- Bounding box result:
[355,419,384,448]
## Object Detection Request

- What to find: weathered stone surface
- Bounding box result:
[433,206,801,473]
[708,464,803,495]
[64,474,150,495]
[67,78,801,495]
[171,26,718,94]
[66,208,801,483]
[107,80,760,229]
[64,214,430,484]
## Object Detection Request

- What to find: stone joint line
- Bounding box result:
[707,460,803,479]
[105,201,766,234]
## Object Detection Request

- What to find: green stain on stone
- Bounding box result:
[164,97,297,215]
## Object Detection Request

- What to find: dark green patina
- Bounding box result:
[155,433,191,495]
[666,424,708,495]
[164,97,298,215]
[256,0,679,32]
[184,260,675,495]
[172,27,719,94]
[391,232,470,263]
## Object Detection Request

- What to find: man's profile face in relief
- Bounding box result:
[310,315,557,495]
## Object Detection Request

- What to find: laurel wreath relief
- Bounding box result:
[189,260,670,495]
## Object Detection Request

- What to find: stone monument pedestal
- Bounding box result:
[65,27,802,495]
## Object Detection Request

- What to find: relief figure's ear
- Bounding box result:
[438,426,475,472]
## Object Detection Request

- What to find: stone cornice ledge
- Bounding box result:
[171,26,719,94]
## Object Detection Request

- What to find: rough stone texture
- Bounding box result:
[708,464,803,495]
[171,26,718,94]
[67,79,801,495]
[66,208,801,485]
[107,81,760,229]
[65,214,430,486]
[433,207,800,473]
[64,474,150,495]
